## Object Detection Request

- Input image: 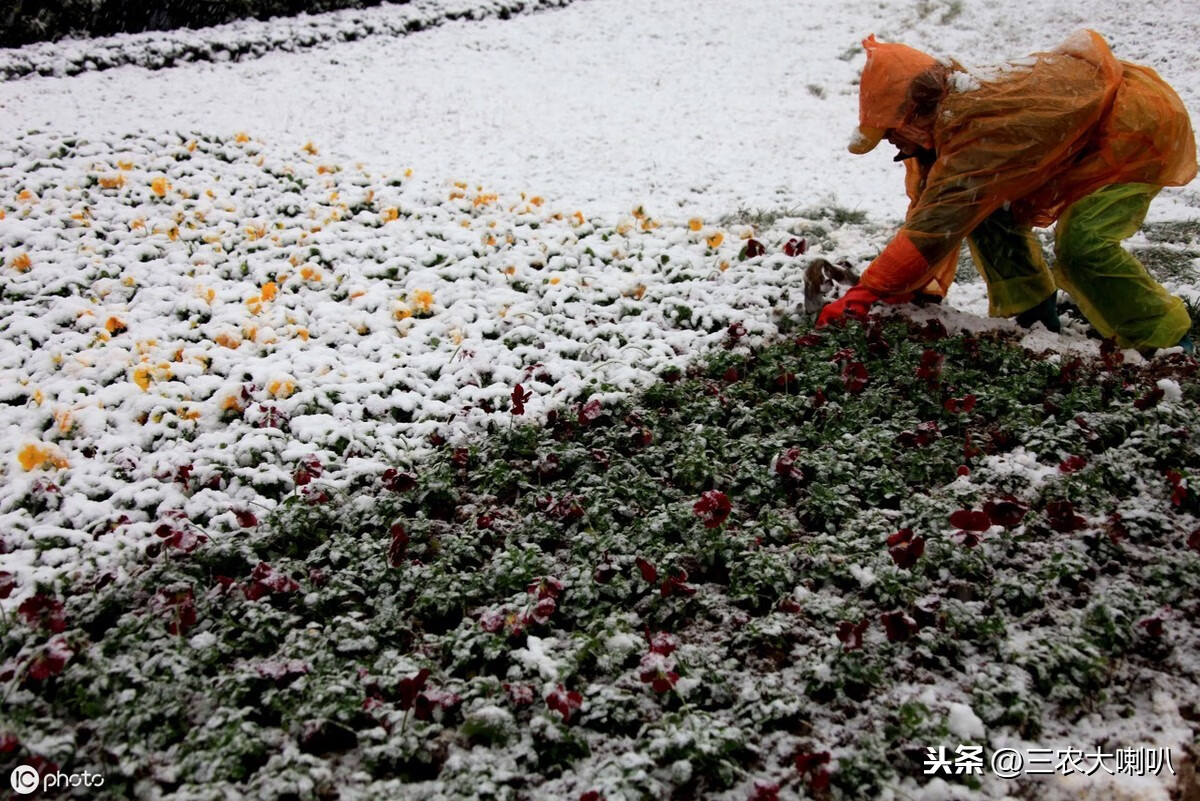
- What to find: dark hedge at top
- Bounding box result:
[1,0,404,48]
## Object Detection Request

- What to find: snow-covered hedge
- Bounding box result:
[0,0,580,80]
[1,0,400,49]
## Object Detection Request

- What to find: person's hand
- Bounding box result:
[817,285,881,326]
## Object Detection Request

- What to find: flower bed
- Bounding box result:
[1,131,1198,800]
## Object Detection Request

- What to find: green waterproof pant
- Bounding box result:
[967,183,1192,350]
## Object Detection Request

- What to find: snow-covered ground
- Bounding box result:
[1,1,1198,798]
[4,0,1200,223]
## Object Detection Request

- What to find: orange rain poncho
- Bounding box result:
[828,30,1197,348]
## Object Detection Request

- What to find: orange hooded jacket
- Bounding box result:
[857,30,1197,299]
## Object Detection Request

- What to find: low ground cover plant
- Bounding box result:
[4,315,1198,799]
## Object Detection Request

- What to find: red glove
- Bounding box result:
[817,285,881,327]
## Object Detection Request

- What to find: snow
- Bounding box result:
[1156,378,1183,403]
[512,635,560,681]
[4,0,1199,225]
[946,702,986,741]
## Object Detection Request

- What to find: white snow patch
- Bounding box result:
[946,702,986,741]
[1156,378,1183,403]
[512,635,559,681]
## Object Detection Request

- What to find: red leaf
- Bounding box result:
[651,671,679,693]
[775,447,806,483]
[795,332,822,347]
[749,780,781,801]
[917,349,944,381]
[635,557,658,584]
[1137,614,1166,638]
[249,563,299,595]
[880,610,919,642]
[836,619,869,651]
[952,530,981,548]
[888,534,926,569]
[528,577,565,600]
[398,669,431,711]
[809,769,831,792]
[511,383,532,415]
[26,637,73,682]
[949,509,990,532]
[794,751,831,774]
[841,361,869,394]
[867,322,892,357]
[388,524,409,567]
[983,496,1029,528]
[1100,336,1124,369]
[382,469,417,493]
[647,632,677,655]
[1167,470,1187,507]
[1046,499,1087,533]
[829,347,856,364]
[578,398,603,425]
[479,609,505,633]
[505,682,535,707]
[1058,455,1088,473]
[916,319,948,341]
[546,684,583,722]
[1134,387,1165,410]
[594,561,618,584]
[693,490,732,528]
[529,596,557,624]
[18,594,66,633]
[156,589,197,635]
[660,572,696,598]
[943,394,977,414]
[915,420,941,446]
[963,432,982,460]
[294,455,323,486]
[161,526,206,553]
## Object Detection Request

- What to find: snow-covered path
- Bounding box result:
[3,0,1199,222]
